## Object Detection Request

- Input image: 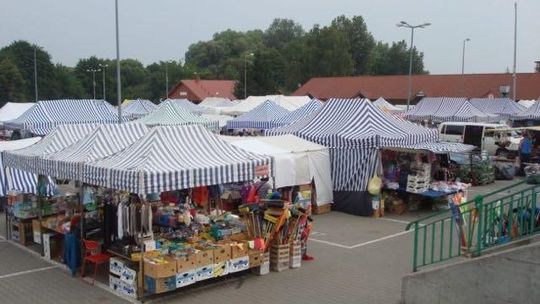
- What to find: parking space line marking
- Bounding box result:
[309,238,355,249]
[310,229,412,249]
[376,218,411,225]
[0,266,58,280]
[349,230,411,248]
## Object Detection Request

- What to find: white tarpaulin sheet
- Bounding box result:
[0,102,35,123]
[221,134,333,205]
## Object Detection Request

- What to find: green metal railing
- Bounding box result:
[406,180,540,272]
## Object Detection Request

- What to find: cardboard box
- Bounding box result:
[109,257,124,276]
[213,243,231,263]
[313,203,331,215]
[290,241,301,269]
[195,265,213,282]
[248,250,263,268]
[227,256,249,273]
[196,249,214,267]
[109,275,123,293]
[175,254,197,273]
[175,270,196,288]
[43,233,56,260]
[121,266,137,286]
[230,241,249,259]
[144,276,176,294]
[120,281,137,298]
[144,257,177,278]
[212,261,229,277]
[32,219,41,244]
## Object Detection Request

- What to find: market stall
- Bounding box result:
[136,99,219,131]
[511,100,540,126]
[3,99,121,135]
[266,98,439,215]
[221,134,333,210]
[221,95,310,116]
[0,102,35,139]
[379,142,476,215]
[372,97,403,113]
[268,99,322,128]
[470,98,525,120]
[3,123,312,300]
[226,100,290,131]
[166,98,205,115]
[405,97,495,123]
[121,99,156,120]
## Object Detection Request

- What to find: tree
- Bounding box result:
[330,15,375,75]
[366,40,426,75]
[304,25,355,78]
[263,19,305,49]
[0,40,57,100]
[51,64,85,99]
[0,57,26,102]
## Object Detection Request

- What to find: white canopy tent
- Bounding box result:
[221,95,311,116]
[372,97,402,112]
[518,99,537,108]
[0,102,35,124]
[221,134,333,206]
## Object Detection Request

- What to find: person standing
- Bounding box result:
[520,131,532,164]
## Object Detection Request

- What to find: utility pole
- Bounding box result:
[34,46,38,102]
[512,1,517,101]
[115,0,122,122]
[99,64,108,100]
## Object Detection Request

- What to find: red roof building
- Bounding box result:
[168,79,236,103]
[293,73,540,104]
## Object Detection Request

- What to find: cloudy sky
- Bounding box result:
[1,0,538,74]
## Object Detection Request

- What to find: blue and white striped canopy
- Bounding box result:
[268,99,322,128]
[136,100,219,131]
[3,99,122,135]
[83,125,272,194]
[266,98,438,191]
[227,100,290,130]
[38,123,149,180]
[121,99,157,120]
[405,97,446,121]
[511,100,540,120]
[166,99,204,115]
[470,98,525,118]
[406,97,494,122]
[386,142,475,154]
[0,137,55,196]
[3,124,98,174]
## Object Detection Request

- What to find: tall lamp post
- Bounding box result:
[165,62,169,99]
[244,53,254,99]
[461,38,471,75]
[34,46,38,102]
[396,21,431,111]
[99,64,108,100]
[115,0,122,122]
[512,1,517,101]
[85,68,101,100]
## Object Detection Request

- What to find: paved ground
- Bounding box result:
[0,179,526,304]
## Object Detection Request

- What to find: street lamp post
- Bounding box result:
[86,68,101,100]
[99,64,108,100]
[512,1,517,101]
[396,21,431,111]
[115,0,122,122]
[34,46,38,102]
[244,53,254,99]
[461,38,471,75]
[165,63,169,99]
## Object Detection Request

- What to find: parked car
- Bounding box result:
[439,122,521,157]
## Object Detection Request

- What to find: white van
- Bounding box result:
[438,122,521,156]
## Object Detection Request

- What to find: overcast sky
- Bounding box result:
[1,0,538,74]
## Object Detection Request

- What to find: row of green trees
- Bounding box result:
[0,15,426,104]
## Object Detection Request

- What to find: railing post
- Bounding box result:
[412,222,419,272]
[529,188,536,235]
[475,195,484,256]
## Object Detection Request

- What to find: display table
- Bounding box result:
[384,186,456,198]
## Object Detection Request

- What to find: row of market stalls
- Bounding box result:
[3,122,328,299]
[404,97,536,123]
[264,98,474,214]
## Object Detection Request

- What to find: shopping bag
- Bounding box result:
[368,175,382,195]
